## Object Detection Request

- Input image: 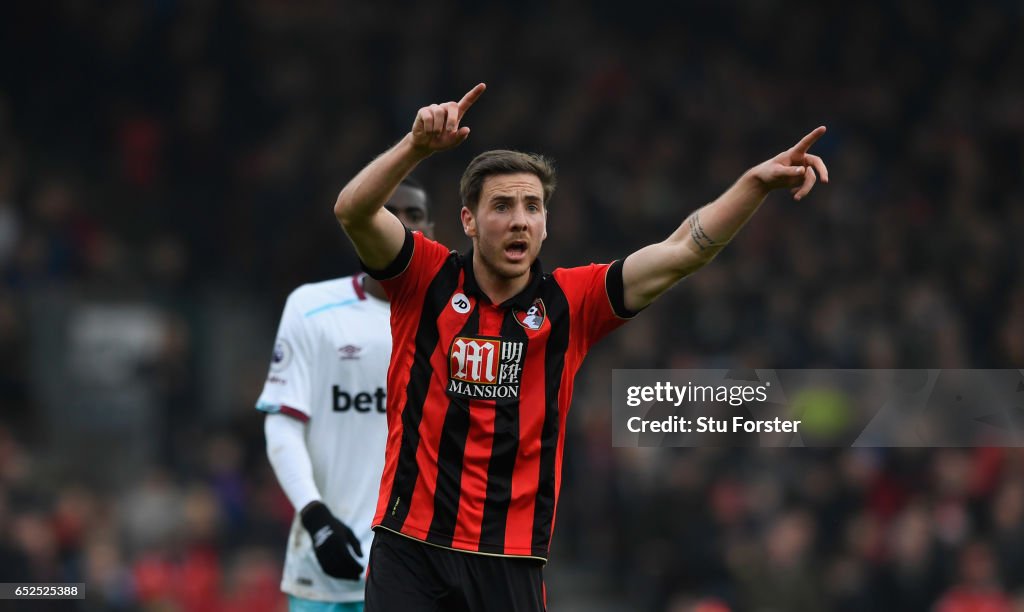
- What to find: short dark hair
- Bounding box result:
[459,150,556,211]
[398,175,431,217]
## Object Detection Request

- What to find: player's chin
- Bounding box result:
[496,257,533,279]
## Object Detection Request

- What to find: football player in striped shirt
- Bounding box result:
[334,83,828,611]
[258,178,433,612]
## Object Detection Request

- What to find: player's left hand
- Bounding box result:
[747,126,829,200]
[300,501,364,580]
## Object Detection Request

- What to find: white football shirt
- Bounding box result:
[256,274,391,602]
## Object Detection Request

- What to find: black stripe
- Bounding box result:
[605,259,639,318]
[382,254,461,531]
[478,312,528,553]
[362,227,414,281]
[426,307,480,546]
[532,283,571,558]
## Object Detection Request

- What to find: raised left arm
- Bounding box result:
[622,126,829,312]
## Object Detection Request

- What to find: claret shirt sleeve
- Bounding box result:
[552,259,638,351]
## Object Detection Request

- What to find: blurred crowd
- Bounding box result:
[0,424,289,612]
[1,1,1022,610]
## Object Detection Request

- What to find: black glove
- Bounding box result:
[300,501,364,580]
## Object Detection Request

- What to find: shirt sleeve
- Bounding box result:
[264,413,321,511]
[362,229,452,308]
[553,259,638,352]
[255,290,315,421]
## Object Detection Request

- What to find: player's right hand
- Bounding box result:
[410,83,486,154]
[300,501,364,580]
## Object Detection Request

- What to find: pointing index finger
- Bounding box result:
[792,125,827,155]
[457,83,487,116]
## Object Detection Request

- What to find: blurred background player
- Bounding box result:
[257,178,433,612]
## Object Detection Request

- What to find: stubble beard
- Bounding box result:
[477,239,533,282]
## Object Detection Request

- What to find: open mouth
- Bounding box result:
[505,240,528,261]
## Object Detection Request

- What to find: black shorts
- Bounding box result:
[365,528,546,612]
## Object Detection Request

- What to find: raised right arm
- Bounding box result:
[333,135,431,270]
[334,83,486,270]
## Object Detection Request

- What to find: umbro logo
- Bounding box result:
[313,525,333,548]
[338,345,362,360]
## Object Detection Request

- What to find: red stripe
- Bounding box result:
[452,397,494,548]
[505,327,547,553]
[278,406,309,423]
[452,304,503,549]
[402,273,471,539]
[403,349,448,535]
[352,274,367,300]
[551,364,578,541]
[374,408,404,522]
[372,233,459,532]
[372,288,422,524]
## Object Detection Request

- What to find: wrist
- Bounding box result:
[399,132,434,162]
[300,499,324,515]
[300,500,331,529]
[739,167,772,198]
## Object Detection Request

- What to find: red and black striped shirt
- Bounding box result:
[367,230,634,562]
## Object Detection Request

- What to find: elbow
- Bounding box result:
[335,187,376,232]
[334,188,353,226]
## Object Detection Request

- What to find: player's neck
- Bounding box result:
[472,255,530,305]
[362,276,388,302]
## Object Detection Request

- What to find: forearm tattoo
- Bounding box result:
[688,212,720,251]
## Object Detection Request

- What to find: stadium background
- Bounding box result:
[1,1,1022,610]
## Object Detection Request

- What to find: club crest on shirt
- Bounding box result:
[447,335,525,400]
[513,298,546,331]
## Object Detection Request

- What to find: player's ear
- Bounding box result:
[542,210,548,240]
[461,206,476,237]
